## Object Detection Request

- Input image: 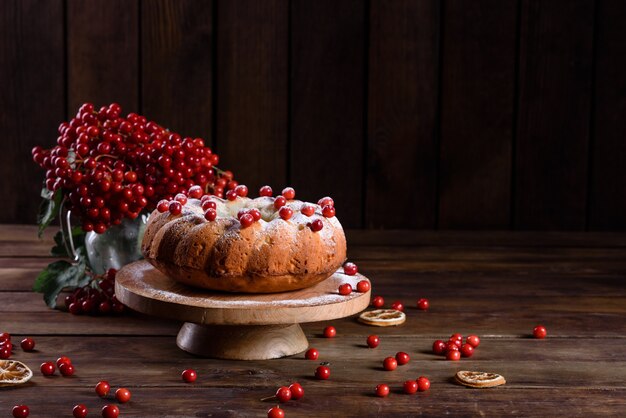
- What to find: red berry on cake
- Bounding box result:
[259,185,273,197]
[239,213,255,228]
[279,206,293,220]
[301,204,315,216]
[188,185,203,198]
[157,199,169,212]
[174,193,188,205]
[317,196,334,207]
[274,196,287,209]
[282,187,295,200]
[322,205,336,218]
[309,219,323,232]
[235,184,248,197]
[226,189,238,201]
[168,201,182,215]
[204,208,217,221]
[249,208,262,221]
[202,199,217,210]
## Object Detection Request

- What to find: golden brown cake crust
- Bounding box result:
[141,197,347,293]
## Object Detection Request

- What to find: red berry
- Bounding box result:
[281,187,295,200]
[20,337,35,351]
[182,369,197,383]
[301,204,315,216]
[371,295,384,308]
[188,185,203,198]
[59,362,75,376]
[446,350,461,361]
[466,335,480,348]
[12,405,29,418]
[204,208,217,221]
[322,205,335,218]
[449,338,462,348]
[289,382,304,400]
[0,347,11,359]
[338,283,352,295]
[417,376,431,392]
[309,219,323,232]
[174,193,188,205]
[239,213,255,228]
[450,333,463,341]
[226,189,238,201]
[383,357,397,371]
[317,196,334,207]
[275,386,292,403]
[391,301,404,312]
[267,406,285,418]
[460,343,474,357]
[432,340,447,355]
[96,381,110,397]
[446,341,460,352]
[274,196,287,209]
[115,387,131,403]
[157,199,169,212]
[417,298,429,310]
[169,200,182,215]
[73,404,88,418]
[343,262,358,276]
[235,184,249,197]
[56,356,71,368]
[315,365,330,380]
[40,362,55,376]
[395,351,410,365]
[249,208,262,221]
[403,380,418,394]
[356,280,370,293]
[323,326,336,338]
[375,383,390,397]
[0,332,10,342]
[279,206,293,220]
[366,335,380,348]
[305,348,319,360]
[101,404,119,418]
[259,185,273,197]
[533,325,547,339]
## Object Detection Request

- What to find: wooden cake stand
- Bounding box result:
[115,260,371,360]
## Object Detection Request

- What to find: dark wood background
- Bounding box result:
[2,0,625,230]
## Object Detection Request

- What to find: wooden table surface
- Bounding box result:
[1,225,626,417]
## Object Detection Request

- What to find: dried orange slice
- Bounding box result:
[0,360,33,387]
[358,309,406,327]
[455,370,506,388]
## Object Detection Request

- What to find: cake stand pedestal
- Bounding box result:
[115,260,371,360]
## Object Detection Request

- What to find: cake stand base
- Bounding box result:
[176,322,308,360]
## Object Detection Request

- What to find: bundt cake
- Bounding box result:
[141,185,347,293]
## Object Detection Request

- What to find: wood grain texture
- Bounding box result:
[589,0,626,230]
[141,0,213,141]
[67,0,139,113]
[216,0,288,191]
[438,0,517,228]
[367,0,439,228]
[290,0,365,228]
[514,0,595,230]
[0,0,64,224]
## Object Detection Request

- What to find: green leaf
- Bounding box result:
[37,188,62,238]
[33,249,89,308]
[50,227,86,257]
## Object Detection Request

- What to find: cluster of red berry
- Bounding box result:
[0,333,36,359]
[370,295,430,312]
[264,382,304,418]
[32,103,236,233]
[432,333,481,361]
[63,268,123,316]
[40,355,75,377]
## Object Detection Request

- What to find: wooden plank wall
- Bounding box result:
[1,0,624,230]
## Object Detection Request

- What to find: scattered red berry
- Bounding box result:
[417,298,429,310]
[73,404,88,418]
[446,350,461,361]
[322,205,336,218]
[338,283,352,295]
[169,200,182,215]
[301,204,315,216]
[20,337,35,351]
[343,262,358,276]
[533,325,547,339]
[204,208,217,221]
[101,404,119,418]
[279,206,293,220]
[395,352,410,365]
[239,213,255,228]
[0,347,11,359]
[315,365,330,380]
[12,405,29,418]
[383,357,397,371]
[323,326,336,338]
[309,219,323,232]
[289,382,304,400]
[259,185,273,197]
[182,369,197,383]
[249,208,262,221]
[274,196,287,209]
[371,295,384,308]
[40,362,55,376]
[466,335,480,348]
[356,280,370,293]
[115,387,131,403]
[391,301,404,312]
[59,362,75,376]
[460,343,474,357]
[417,376,431,392]
[174,193,188,205]
[275,386,292,403]
[188,185,203,198]
[235,184,249,197]
[432,340,447,355]
[96,381,110,397]
[305,348,319,360]
[317,196,334,207]
[282,187,295,200]
[267,406,285,418]
[403,380,418,394]
[375,383,390,397]
[157,200,169,213]
[366,335,380,348]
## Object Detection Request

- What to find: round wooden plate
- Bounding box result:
[115,260,371,360]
